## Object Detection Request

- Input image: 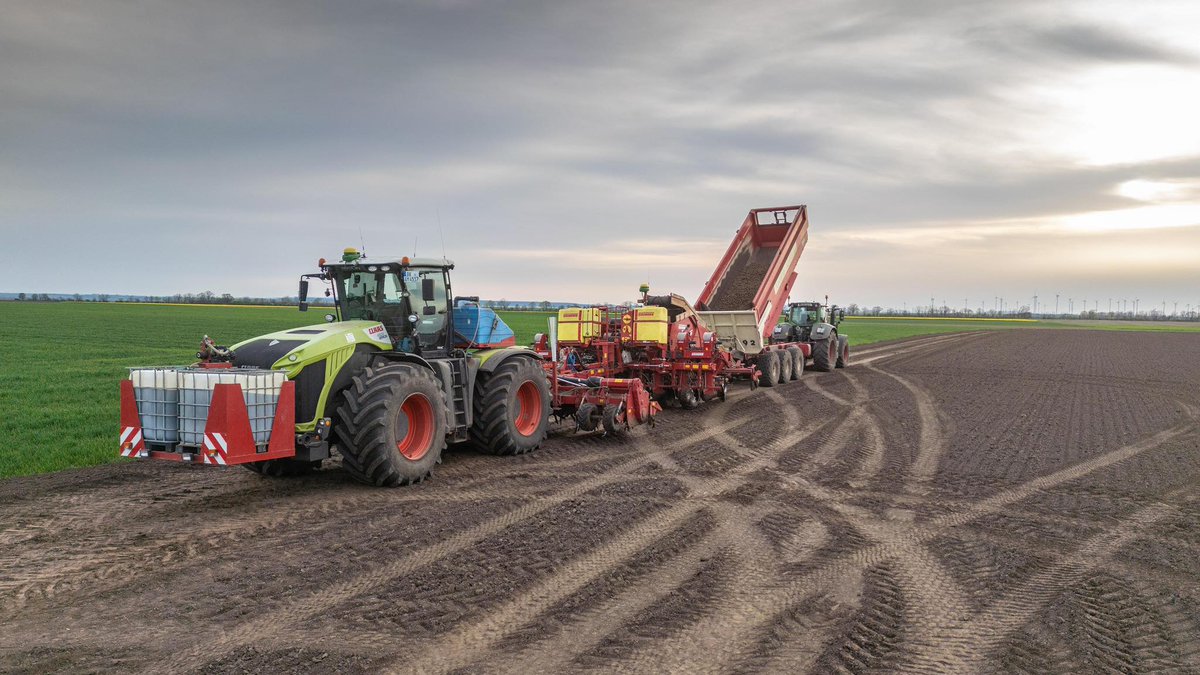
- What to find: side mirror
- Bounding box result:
[421,278,436,302]
[298,279,309,312]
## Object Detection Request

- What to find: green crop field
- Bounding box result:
[840,317,1040,344]
[1,302,1197,479]
[841,316,1200,345]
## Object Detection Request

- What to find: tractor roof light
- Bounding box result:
[401,256,410,265]
[318,257,326,266]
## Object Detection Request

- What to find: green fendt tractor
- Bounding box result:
[226,248,550,486]
[770,301,850,372]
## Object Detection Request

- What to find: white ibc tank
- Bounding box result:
[178,368,287,446]
[130,368,181,443]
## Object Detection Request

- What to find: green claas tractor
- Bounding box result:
[123,248,551,487]
[771,301,850,372]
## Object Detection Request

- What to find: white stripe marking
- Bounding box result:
[120,427,133,443]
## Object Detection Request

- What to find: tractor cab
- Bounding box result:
[786,302,826,327]
[303,248,454,357]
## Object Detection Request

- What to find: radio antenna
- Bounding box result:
[438,208,447,261]
[358,227,367,258]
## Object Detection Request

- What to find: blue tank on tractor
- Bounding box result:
[453,298,517,348]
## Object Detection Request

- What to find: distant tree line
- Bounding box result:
[839,303,1199,321]
[8,291,333,306]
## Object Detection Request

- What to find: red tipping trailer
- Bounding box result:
[695,206,809,357]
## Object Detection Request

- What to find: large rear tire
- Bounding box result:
[242,459,316,478]
[836,335,850,368]
[470,357,550,455]
[787,346,804,380]
[811,337,836,372]
[777,350,793,384]
[334,362,447,487]
[757,351,780,388]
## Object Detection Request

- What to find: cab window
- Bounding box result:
[340,272,380,320]
[411,269,449,350]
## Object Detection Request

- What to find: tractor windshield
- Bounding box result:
[335,266,451,354]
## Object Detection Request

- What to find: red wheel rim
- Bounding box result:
[514,380,543,436]
[842,344,850,361]
[395,393,435,460]
[830,341,838,361]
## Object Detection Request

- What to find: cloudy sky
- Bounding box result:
[3,0,1199,311]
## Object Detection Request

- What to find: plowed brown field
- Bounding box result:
[2,330,1199,674]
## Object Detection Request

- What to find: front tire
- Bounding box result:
[836,335,850,368]
[470,357,550,455]
[811,337,836,372]
[334,362,447,487]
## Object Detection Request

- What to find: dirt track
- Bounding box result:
[2,330,1199,673]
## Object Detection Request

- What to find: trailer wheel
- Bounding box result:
[786,347,804,380]
[470,357,550,455]
[576,403,599,432]
[757,351,780,388]
[811,337,836,372]
[602,403,624,435]
[678,388,700,410]
[836,335,850,368]
[242,459,316,478]
[777,349,793,384]
[334,362,447,487]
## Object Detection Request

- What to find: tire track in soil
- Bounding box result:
[813,562,906,674]
[615,405,1199,670]
[794,340,975,673]
[794,370,891,488]
[396,381,838,673]
[372,387,822,673]
[477,505,766,675]
[608,388,866,673]
[922,491,1192,673]
[2,445,632,609]
[0,467,595,617]
[10,331,1191,672]
[2,387,768,635]
[483,515,723,674]
[852,332,987,368]
[706,352,957,671]
[1049,573,1190,673]
[147,370,835,673]
[4,362,820,658]
[850,332,984,364]
[869,364,949,490]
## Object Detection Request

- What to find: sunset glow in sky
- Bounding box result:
[2,0,1198,310]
